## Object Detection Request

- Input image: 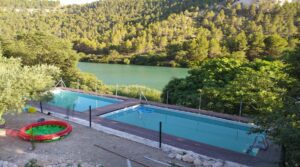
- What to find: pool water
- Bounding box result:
[102,105,263,155]
[48,90,121,112]
[26,125,65,136]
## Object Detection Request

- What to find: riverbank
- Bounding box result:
[80,53,181,67]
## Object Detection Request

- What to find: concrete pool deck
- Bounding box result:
[28,87,281,166]
[0,112,189,167]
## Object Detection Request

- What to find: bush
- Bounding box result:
[69,71,110,94]
[108,85,161,102]
[25,159,42,167]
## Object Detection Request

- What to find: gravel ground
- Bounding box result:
[0,112,189,167]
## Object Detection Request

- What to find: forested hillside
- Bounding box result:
[1,0,298,67]
[0,0,59,8]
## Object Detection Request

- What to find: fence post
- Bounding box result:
[66,106,70,120]
[281,144,286,167]
[239,100,243,119]
[139,90,142,101]
[159,121,162,148]
[89,105,92,128]
[72,104,76,117]
[95,82,97,93]
[198,89,202,110]
[39,101,43,113]
[166,91,169,104]
[77,79,79,90]
[115,84,118,96]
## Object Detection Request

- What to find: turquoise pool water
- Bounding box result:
[102,105,262,155]
[48,90,121,112]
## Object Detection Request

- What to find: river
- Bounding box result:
[78,62,189,90]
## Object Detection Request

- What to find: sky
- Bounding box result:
[60,0,99,5]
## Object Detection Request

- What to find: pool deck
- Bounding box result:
[1,112,190,167]
[29,87,281,167]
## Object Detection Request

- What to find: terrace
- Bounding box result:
[3,87,281,166]
[1,112,187,167]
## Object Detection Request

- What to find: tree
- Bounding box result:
[222,61,288,115]
[162,58,293,115]
[159,36,168,49]
[2,33,79,73]
[286,44,300,79]
[187,36,209,64]
[253,40,300,167]
[0,55,60,125]
[208,39,222,58]
[123,40,133,52]
[73,38,98,54]
[255,102,300,166]
[162,58,244,112]
[215,9,225,25]
[247,31,265,60]
[236,31,248,52]
[285,44,300,98]
[184,28,210,66]
[264,34,288,59]
[1,33,108,93]
[249,4,257,17]
[134,33,147,53]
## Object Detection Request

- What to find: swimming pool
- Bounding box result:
[101,105,263,155]
[48,89,121,112]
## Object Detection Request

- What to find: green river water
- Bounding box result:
[78,62,189,90]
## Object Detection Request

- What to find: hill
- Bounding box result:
[0,0,60,8]
[0,0,299,67]
[235,0,295,6]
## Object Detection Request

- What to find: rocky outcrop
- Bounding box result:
[163,147,246,167]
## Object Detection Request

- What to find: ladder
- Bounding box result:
[55,78,66,87]
[139,91,148,102]
[246,135,269,154]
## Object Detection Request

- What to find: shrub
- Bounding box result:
[108,85,161,102]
